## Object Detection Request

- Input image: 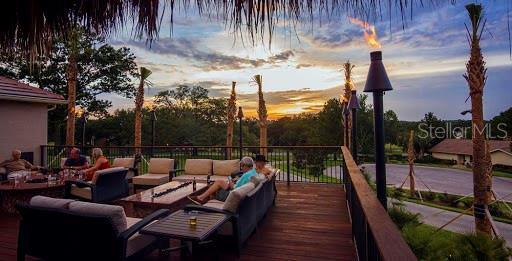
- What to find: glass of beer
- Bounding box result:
[189,216,197,227]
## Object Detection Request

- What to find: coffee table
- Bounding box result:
[118,181,208,218]
[0,173,79,214]
[140,209,229,256]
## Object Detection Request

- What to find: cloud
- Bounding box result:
[296,63,313,69]
[112,38,295,71]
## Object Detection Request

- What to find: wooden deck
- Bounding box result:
[0,183,355,261]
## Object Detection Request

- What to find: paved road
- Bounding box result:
[362,164,512,200]
[399,201,512,247]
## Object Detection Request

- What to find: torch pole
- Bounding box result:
[351,108,358,164]
[373,91,387,209]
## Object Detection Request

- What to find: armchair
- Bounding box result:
[64,167,129,203]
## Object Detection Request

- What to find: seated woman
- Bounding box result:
[188,156,257,205]
[82,148,110,181]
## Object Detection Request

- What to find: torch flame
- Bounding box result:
[349,17,382,49]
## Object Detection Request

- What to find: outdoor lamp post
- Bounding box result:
[363,51,393,209]
[150,108,157,157]
[237,107,244,160]
[348,90,360,163]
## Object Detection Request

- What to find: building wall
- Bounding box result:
[0,100,48,165]
[432,152,459,162]
[491,151,512,167]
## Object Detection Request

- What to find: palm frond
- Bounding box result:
[0,0,450,61]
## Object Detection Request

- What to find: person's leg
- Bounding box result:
[197,180,230,201]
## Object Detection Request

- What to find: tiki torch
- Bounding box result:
[363,51,393,209]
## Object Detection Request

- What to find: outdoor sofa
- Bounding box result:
[64,167,129,203]
[184,169,279,252]
[172,159,240,182]
[16,196,170,261]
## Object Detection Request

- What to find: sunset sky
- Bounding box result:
[105,0,511,121]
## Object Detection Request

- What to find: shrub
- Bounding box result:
[401,224,457,260]
[390,188,404,199]
[415,155,456,165]
[451,233,512,261]
[388,203,421,230]
[423,191,436,201]
[489,202,512,219]
[456,201,466,209]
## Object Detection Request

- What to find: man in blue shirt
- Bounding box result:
[63,148,88,170]
[189,156,257,204]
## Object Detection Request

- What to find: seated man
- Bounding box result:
[254,154,273,177]
[0,150,39,174]
[189,156,257,205]
[63,148,89,170]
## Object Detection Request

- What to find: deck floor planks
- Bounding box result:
[0,182,355,260]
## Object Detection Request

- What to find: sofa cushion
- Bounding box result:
[203,199,224,209]
[184,159,212,176]
[68,201,127,233]
[250,174,267,187]
[30,196,75,209]
[112,158,135,168]
[213,160,239,176]
[113,158,136,179]
[222,182,255,213]
[70,185,92,200]
[125,217,157,257]
[148,158,174,174]
[92,167,127,184]
[132,174,169,185]
[247,181,265,197]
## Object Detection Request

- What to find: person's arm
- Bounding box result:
[0,160,8,167]
[79,158,89,170]
[84,158,104,173]
[23,160,37,170]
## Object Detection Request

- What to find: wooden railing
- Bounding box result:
[341,146,417,261]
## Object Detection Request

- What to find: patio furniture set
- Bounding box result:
[10,157,279,260]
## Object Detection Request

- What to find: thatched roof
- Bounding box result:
[0,0,446,60]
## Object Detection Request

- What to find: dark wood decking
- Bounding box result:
[0,183,355,261]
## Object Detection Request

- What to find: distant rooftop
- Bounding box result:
[430,138,512,155]
[0,76,66,104]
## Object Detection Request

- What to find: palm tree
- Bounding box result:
[134,67,152,152]
[226,82,237,159]
[463,3,492,235]
[343,61,355,149]
[254,75,268,156]
[65,29,79,146]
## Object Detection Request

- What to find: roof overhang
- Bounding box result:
[0,94,67,105]
[491,149,512,156]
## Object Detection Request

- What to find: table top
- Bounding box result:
[0,174,79,191]
[140,210,229,241]
[120,181,208,206]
